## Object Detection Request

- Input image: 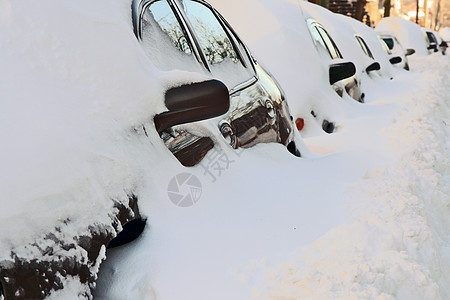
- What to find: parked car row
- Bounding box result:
[0,0,446,298]
[376,17,448,57]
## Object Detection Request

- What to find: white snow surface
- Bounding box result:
[440,27,450,42]
[1,0,449,300]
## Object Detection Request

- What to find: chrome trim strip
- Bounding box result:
[169,0,210,70]
[229,76,257,96]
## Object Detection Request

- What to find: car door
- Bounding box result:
[307,19,363,103]
[134,0,298,165]
[354,35,382,78]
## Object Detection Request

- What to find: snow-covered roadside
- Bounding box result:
[251,54,450,299]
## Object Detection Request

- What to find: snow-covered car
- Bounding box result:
[0,47,231,300]
[376,31,414,70]
[422,27,439,53]
[375,17,429,56]
[133,0,301,160]
[422,28,448,55]
[0,0,303,298]
[378,36,405,69]
[301,3,401,114]
[336,14,403,81]
[306,18,360,107]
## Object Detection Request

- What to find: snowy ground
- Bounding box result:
[249,53,450,300]
[94,54,450,299]
[1,1,449,299]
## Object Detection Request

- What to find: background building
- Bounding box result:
[308,0,450,29]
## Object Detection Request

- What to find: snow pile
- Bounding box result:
[439,27,450,42]
[251,54,450,299]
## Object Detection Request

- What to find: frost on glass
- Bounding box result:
[181,0,253,88]
[141,0,202,73]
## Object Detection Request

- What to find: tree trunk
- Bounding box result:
[416,0,420,24]
[384,0,391,17]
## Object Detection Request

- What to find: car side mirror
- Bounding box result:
[365,62,381,73]
[329,62,356,85]
[389,56,402,65]
[427,44,437,51]
[154,79,230,134]
[405,48,415,56]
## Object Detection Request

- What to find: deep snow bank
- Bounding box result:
[251,53,450,299]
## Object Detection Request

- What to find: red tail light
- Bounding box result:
[295,118,304,131]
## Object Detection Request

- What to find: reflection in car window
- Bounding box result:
[181,0,253,87]
[310,26,328,54]
[308,20,343,60]
[316,26,342,59]
[355,36,374,59]
[141,0,202,72]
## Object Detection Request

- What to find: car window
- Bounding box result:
[355,36,374,59]
[141,0,203,73]
[315,26,343,60]
[426,32,437,44]
[180,0,254,88]
[310,26,327,52]
[382,37,394,50]
[379,37,392,54]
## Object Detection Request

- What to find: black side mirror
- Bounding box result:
[329,62,356,85]
[365,62,381,73]
[405,48,415,56]
[154,79,230,134]
[389,56,402,65]
[427,43,437,51]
